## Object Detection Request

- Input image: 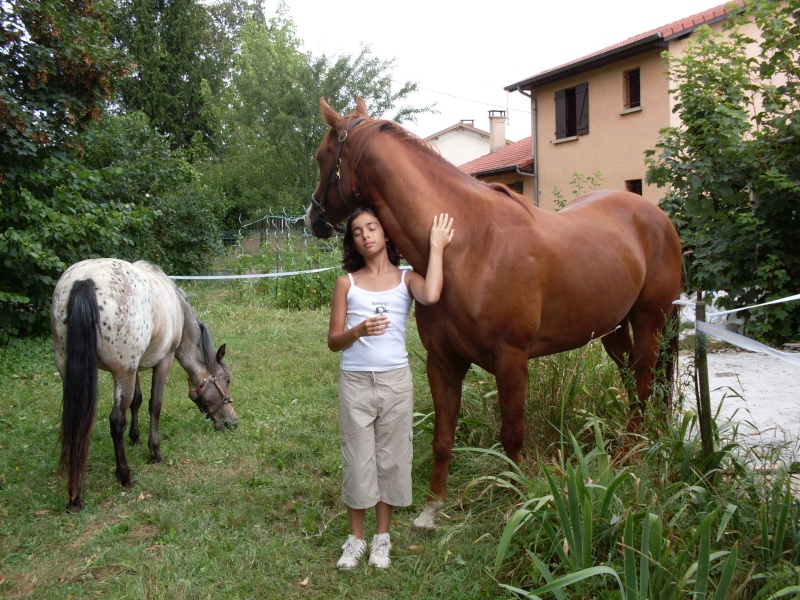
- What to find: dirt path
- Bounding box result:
[681,349,800,462]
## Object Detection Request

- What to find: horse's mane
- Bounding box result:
[347,118,455,173]
[343,115,538,218]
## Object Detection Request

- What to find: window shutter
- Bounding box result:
[576,82,589,135]
[554,89,566,139]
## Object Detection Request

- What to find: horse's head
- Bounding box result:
[189,343,238,431]
[306,96,370,238]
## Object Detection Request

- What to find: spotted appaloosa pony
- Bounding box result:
[306,97,683,530]
[51,258,238,512]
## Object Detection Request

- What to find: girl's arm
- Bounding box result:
[327,275,390,352]
[408,213,454,306]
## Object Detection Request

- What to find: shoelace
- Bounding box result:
[342,539,364,555]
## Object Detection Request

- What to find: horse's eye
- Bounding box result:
[226,379,230,385]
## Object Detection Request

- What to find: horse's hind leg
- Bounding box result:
[109,372,137,488]
[629,310,672,420]
[147,357,174,464]
[600,318,639,406]
[129,374,143,446]
[611,310,669,431]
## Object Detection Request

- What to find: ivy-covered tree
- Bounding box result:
[646,0,800,344]
[201,3,430,223]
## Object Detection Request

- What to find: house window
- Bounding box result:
[554,82,589,139]
[626,179,643,195]
[624,68,641,109]
[508,181,523,194]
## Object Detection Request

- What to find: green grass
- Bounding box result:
[1,282,798,599]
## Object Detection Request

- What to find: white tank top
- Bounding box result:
[340,270,412,371]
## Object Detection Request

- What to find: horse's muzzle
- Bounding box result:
[306,196,337,239]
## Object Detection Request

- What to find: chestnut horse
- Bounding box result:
[306,97,682,530]
[51,258,238,511]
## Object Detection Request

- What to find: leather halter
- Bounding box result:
[310,116,365,232]
[188,374,233,420]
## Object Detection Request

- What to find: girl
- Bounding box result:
[328,207,454,570]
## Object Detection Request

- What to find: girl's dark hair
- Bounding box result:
[342,207,400,272]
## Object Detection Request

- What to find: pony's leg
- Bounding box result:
[412,352,469,531]
[147,356,174,463]
[109,372,137,488]
[129,374,143,446]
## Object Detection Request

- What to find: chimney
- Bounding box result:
[489,110,506,153]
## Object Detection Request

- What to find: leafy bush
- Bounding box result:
[233,233,342,310]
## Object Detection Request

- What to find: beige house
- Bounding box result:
[425,111,512,165]
[494,0,751,212]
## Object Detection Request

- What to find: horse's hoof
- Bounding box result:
[412,501,443,531]
[67,498,85,513]
[129,438,141,446]
[149,453,163,464]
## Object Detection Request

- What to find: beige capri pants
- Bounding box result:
[338,366,414,510]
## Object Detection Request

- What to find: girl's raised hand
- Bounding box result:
[430,213,455,250]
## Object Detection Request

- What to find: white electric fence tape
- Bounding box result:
[675,293,800,369]
[169,266,338,280]
[169,265,412,281]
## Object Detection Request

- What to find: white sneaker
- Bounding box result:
[336,535,367,570]
[368,533,391,568]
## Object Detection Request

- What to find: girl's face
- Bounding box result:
[350,212,386,257]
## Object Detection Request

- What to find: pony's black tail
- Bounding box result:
[58,279,100,499]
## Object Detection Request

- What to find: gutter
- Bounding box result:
[514,88,538,205]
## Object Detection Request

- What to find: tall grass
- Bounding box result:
[0,280,798,599]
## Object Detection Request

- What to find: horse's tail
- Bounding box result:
[58,279,100,498]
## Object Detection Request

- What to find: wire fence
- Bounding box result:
[219,214,333,273]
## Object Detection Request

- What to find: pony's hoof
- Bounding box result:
[412,501,443,531]
[67,498,85,513]
[149,453,163,464]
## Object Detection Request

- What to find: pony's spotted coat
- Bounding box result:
[51,258,237,512]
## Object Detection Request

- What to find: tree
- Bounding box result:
[79,112,223,276]
[112,0,230,150]
[0,0,146,342]
[201,3,431,223]
[646,0,800,343]
[0,0,127,183]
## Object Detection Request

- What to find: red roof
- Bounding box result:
[459,137,533,175]
[507,1,746,90]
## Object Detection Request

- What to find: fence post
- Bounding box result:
[695,295,714,468]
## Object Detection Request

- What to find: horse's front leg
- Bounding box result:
[147,355,174,464]
[109,371,137,488]
[412,352,469,531]
[129,374,143,446]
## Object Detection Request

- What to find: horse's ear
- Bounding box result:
[319,97,340,128]
[355,97,368,117]
[216,344,226,362]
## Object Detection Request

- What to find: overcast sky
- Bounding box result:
[262,0,725,140]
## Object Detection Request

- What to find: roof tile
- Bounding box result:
[458,137,533,175]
